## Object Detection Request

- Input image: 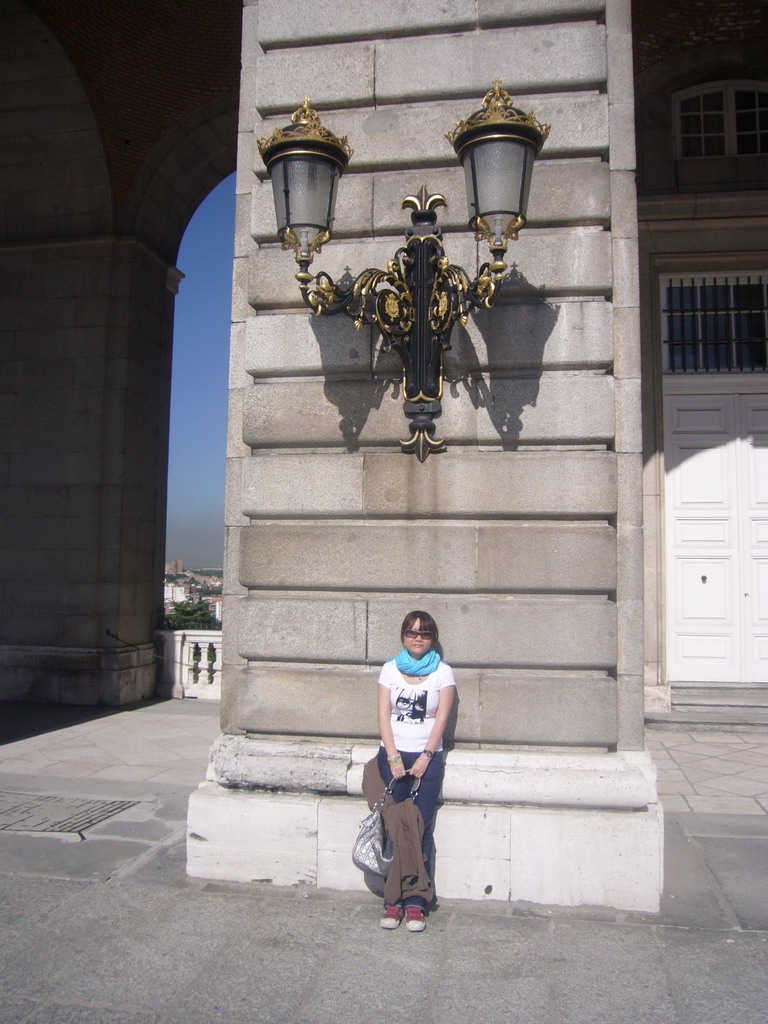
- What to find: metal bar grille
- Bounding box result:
[0,792,137,833]
[661,274,768,373]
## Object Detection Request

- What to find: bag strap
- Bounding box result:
[372,776,397,813]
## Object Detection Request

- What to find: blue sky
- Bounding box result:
[165,173,236,569]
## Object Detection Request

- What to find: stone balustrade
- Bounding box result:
[155,630,222,701]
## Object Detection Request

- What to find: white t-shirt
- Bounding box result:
[378,659,456,752]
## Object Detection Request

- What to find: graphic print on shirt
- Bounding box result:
[395,688,427,723]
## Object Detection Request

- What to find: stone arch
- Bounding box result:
[119,92,239,264]
[0,0,239,704]
[0,0,112,241]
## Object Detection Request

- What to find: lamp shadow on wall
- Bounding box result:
[447,266,559,449]
[311,267,392,452]
[310,266,558,452]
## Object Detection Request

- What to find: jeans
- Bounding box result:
[377,746,445,910]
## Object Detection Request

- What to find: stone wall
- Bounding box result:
[224,0,643,751]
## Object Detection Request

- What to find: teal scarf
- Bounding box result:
[393,647,440,676]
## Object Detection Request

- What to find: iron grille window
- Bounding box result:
[661,275,768,373]
[676,83,768,158]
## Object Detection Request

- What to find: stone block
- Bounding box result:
[228,665,620,747]
[362,451,617,517]
[617,673,645,750]
[616,598,644,680]
[441,748,655,807]
[475,672,618,746]
[476,521,616,591]
[477,0,605,24]
[609,169,638,240]
[254,42,375,113]
[258,0,475,46]
[616,451,643,528]
[612,303,641,380]
[241,373,614,448]
[616,523,644,602]
[605,0,635,107]
[243,302,613,380]
[187,783,319,885]
[317,797,372,893]
[208,734,353,792]
[237,520,615,594]
[235,595,368,662]
[239,521,479,591]
[228,321,251,390]
[240,454,364,516]
[231,665,382,739]
[433,804,511,901]
[367,595,617,669]
[249,229,611,312]
[375,24,607,102]
[614,377,642,454]
[614,234,643,309]
[444,298,613,373]
[244,313,374,378]
[226,388,249,459]
[500,228,612,298]
[230,252,251,322]
[507,803,663,911]
[224,458,248,527]
[609,100,636,171]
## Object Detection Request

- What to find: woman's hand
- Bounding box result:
[408,753,431,779]
[391,760,407,780]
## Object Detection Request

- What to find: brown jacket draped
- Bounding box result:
[362,756,433,907]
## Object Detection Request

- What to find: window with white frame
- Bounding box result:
[661,273,768,373]
[675,82,768,158]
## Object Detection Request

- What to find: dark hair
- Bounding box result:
[400,610,438,643]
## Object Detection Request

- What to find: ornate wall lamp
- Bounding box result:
[257,81,549,461]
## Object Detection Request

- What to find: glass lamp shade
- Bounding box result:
[459,133,537,236]
[448,83,549,250]
[268,150,342,241]
[257,100,352,261]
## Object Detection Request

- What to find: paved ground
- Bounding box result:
[0,699,767,1024]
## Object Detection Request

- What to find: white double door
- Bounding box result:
[664,385,768,684]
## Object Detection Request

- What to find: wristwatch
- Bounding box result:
[422,749,434,759]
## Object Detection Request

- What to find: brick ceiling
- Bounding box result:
[632,0,768,75]
[28,0,242,210]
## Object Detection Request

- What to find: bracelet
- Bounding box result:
[422,749,434,759]
[387,754,402,766]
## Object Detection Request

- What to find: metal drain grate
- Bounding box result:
[0,792,137,833]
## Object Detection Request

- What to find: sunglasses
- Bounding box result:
[404,629,434,640]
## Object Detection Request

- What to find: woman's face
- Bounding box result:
[402,617,434,660]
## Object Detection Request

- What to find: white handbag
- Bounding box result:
[352,778,395,877]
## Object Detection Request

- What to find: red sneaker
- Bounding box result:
[404,906,426,932]
[380,904,403,930]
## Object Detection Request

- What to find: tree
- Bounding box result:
[163,599,221,630]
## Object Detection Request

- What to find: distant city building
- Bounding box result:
[165,558,184,575]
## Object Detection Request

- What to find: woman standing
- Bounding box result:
[376,610,455,931]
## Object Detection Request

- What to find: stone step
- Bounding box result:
[646,707,768,731]
[673,685,768,709]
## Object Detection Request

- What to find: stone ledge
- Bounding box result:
[187,779,663,910]
[208,735,656,810]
